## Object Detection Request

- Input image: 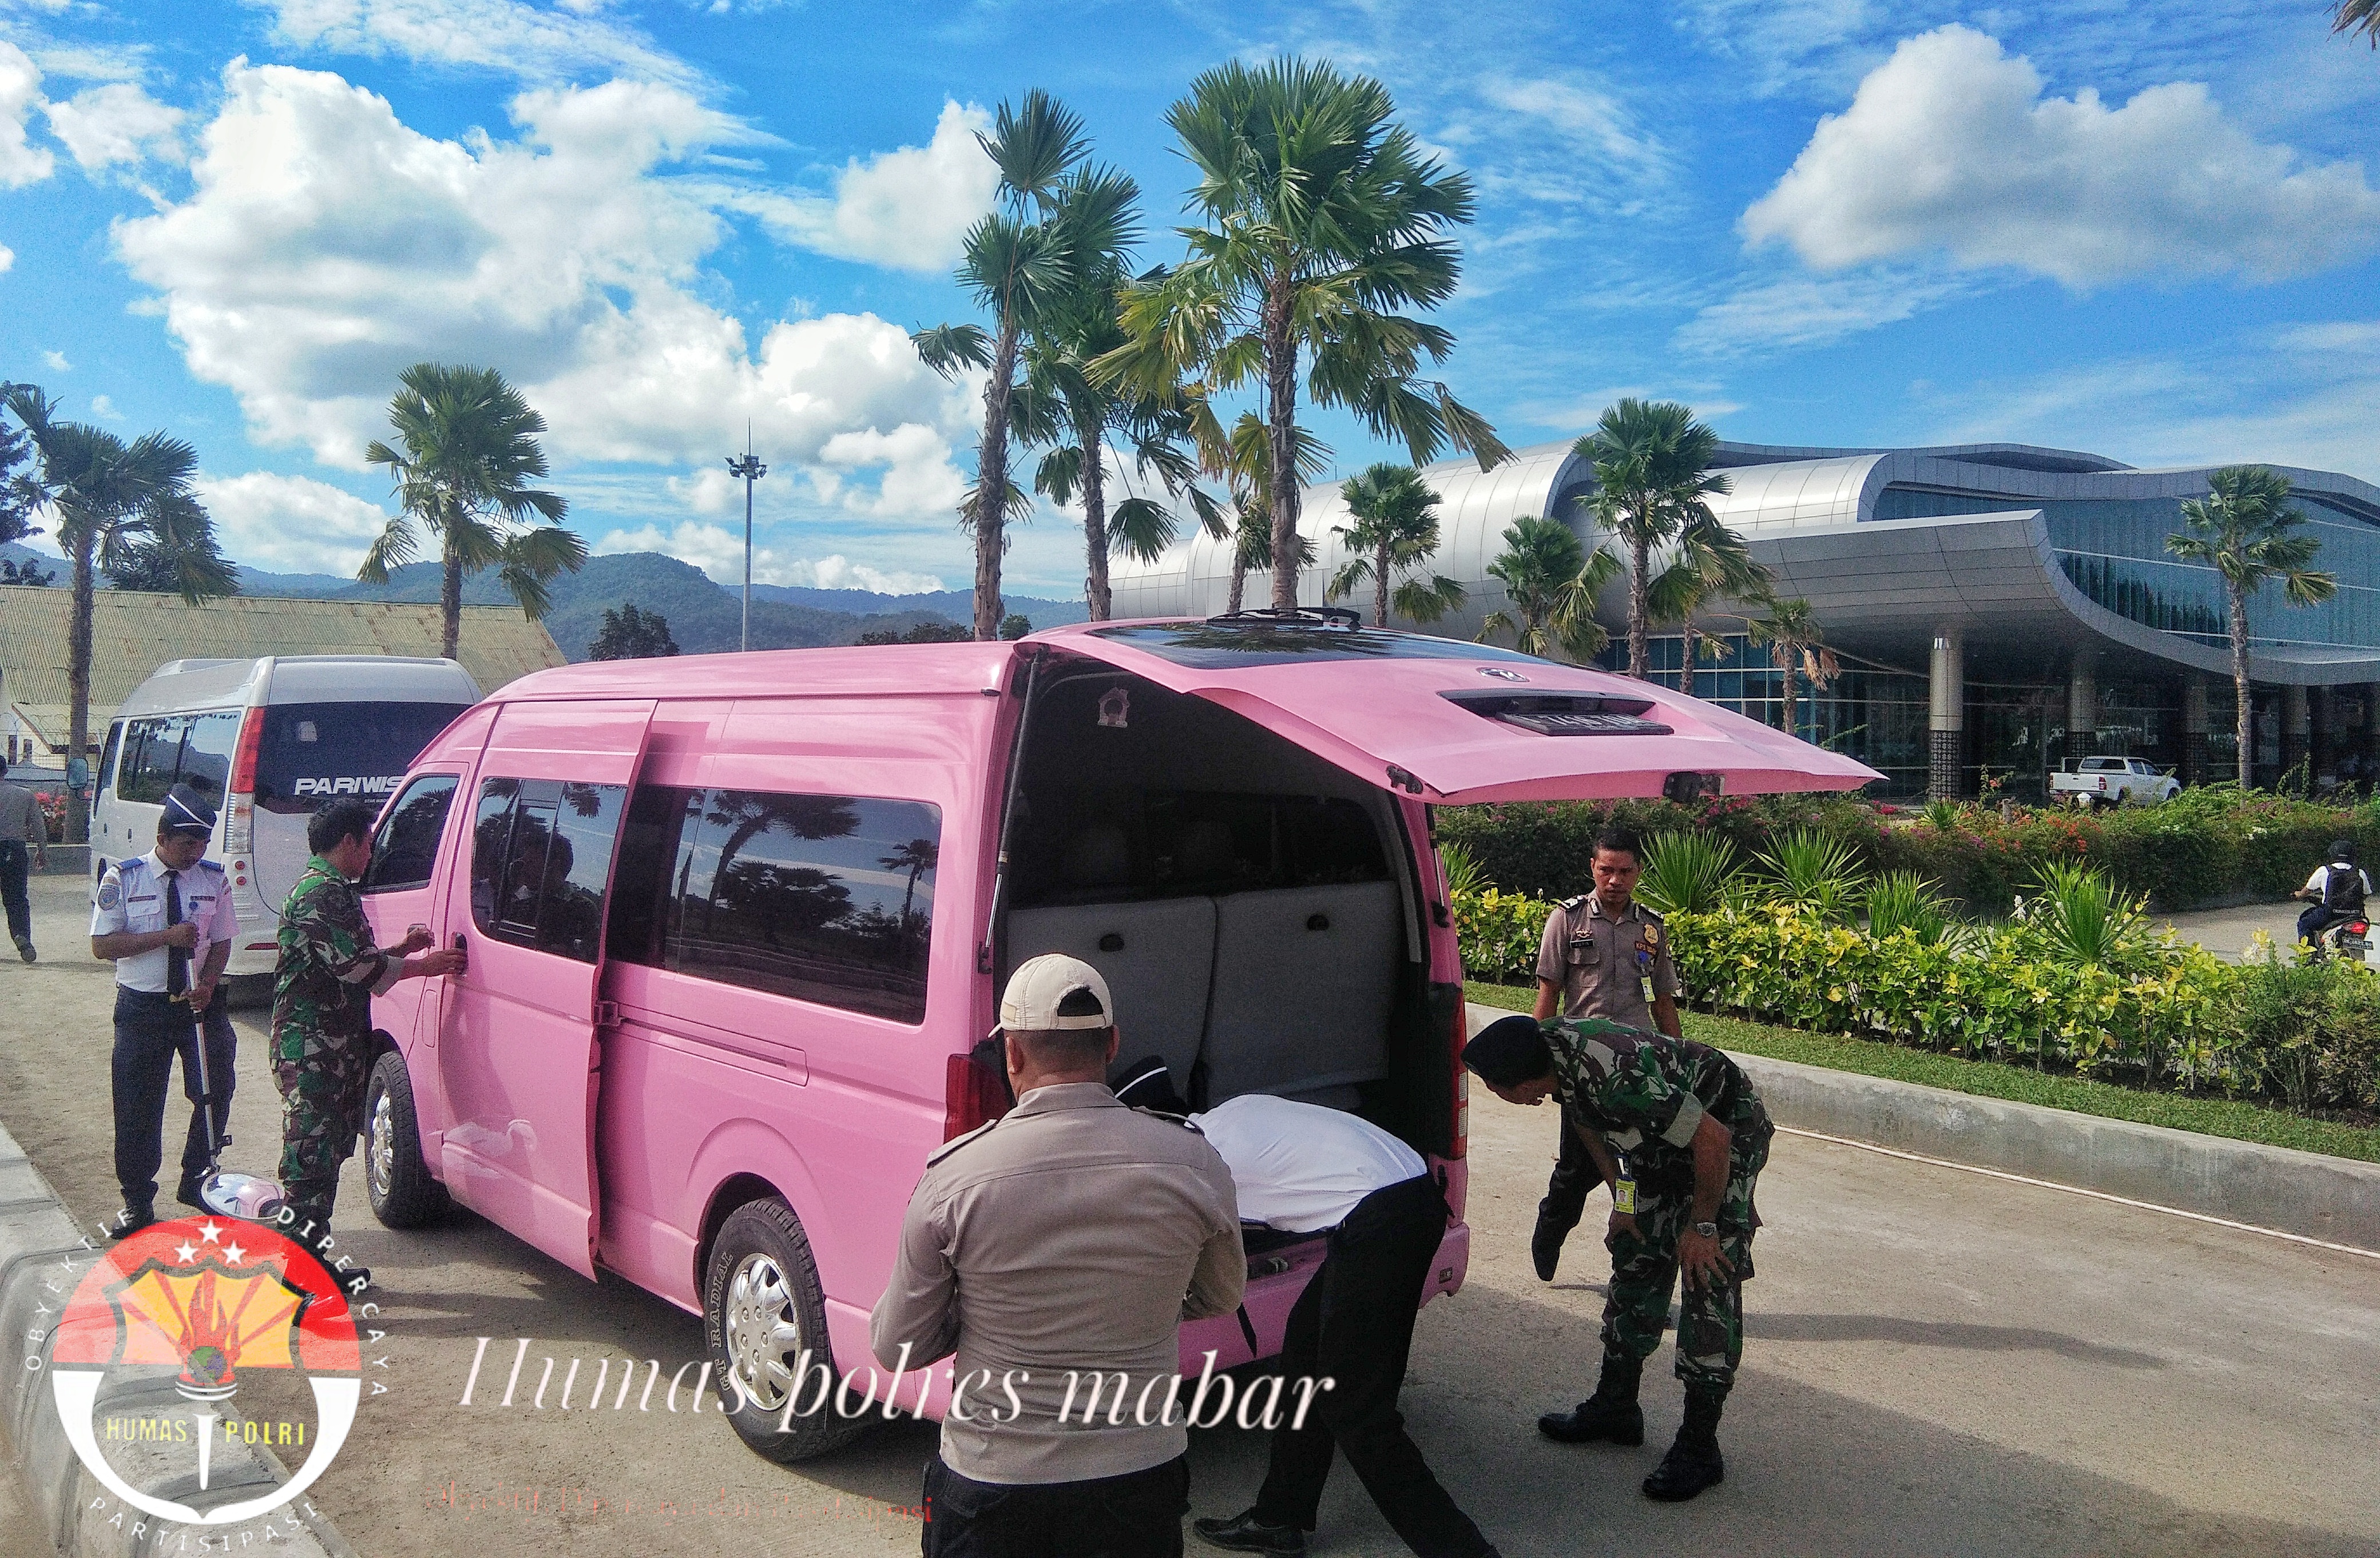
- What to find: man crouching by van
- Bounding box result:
[872,955,1244,1557]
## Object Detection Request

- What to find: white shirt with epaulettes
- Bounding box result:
[89,852,238,992]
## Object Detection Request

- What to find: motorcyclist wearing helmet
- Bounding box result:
[2294,839,2373,947]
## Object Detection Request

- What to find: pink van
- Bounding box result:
[353,613,1874,1461]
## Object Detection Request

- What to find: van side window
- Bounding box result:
[611,785,941,1024]
[98,722,124,796]
[175,713,241,810]
[469,776,626,963]
[362,775,459,895]
[118,717,181,805]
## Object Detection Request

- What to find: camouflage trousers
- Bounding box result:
[275,1032,374,1227]
[1599,1124,1770,1396]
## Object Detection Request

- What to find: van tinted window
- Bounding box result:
[255,702,471,811]
[117,718,179,805]
[98,722,124,795]
[469,776,626,963]
[175,713,240,810]
[362,774,458,895]
[610,786,940,1024]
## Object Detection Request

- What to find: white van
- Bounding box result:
[92,656,479,983]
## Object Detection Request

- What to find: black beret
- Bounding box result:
[1112,1054,1188,1115]
[161,783,217,837]
[1463,1014,1554,1086]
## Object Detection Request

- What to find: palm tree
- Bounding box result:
[1203,410,1326,614]
[362,363,581,660]
[2164,465,2336,785]
[1326,462,1463,627]
[1011,207,1219,621]
[1478,516,1622,661]
[1578,398,1734,679]
[1647,508,1771,693]
[879,837,939,938]
[2335,0,2379,45]
[2,386,237,840]
[911,92,1098,639]
[1745,597,1838,742]
[1095,58,1508,613]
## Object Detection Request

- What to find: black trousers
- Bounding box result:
[0,840,29,947]
[1252,1174,1491,1558]
[922,1452,1187,1558]
[1540,1116,1596,1234]
[111,987,235,1210]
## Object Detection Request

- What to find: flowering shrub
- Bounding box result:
[33,791,65,838]
[1452,884,2375,1110]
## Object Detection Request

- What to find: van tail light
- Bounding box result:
[1448,1000,1469,1161]
[229,708,264,795]
[943,1052,1010,1142]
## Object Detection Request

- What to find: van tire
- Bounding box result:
[703,1198,874,1463]
[364,1049,449,1230]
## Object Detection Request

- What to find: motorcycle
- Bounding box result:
[2305,915,2373,966]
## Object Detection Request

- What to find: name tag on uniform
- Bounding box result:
[127,895,157,904]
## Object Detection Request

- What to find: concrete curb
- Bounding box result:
[1463,1003,2380,1253]
[0,1120,354,1558]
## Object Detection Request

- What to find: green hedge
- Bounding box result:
[1438,788,2380,915]
[1451,887,2380,1114]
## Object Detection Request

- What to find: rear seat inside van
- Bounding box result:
[1001,668,1417,1116]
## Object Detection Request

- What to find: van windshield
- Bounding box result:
[253,701,471,812]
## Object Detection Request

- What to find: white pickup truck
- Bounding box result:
[2050,756,2181,808]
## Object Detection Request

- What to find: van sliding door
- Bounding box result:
[433,699,654,1279]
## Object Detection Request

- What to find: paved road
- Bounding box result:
[1,874,2375,1557]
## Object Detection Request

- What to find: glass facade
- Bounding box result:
[1874,485,2380,651]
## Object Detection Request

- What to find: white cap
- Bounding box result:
[998,953,1114,1032]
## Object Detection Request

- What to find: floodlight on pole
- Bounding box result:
[725,424,767,652]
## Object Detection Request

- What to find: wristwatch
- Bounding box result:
[1691,1221,1719,1238]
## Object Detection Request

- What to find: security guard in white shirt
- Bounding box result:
[89,784,238,1237]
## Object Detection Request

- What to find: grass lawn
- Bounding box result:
[1462,981,2380,1166]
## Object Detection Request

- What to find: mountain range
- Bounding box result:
[0,543,1092,659]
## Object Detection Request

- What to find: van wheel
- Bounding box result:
[365,1050,449,1229]
[703,1199,874,1463]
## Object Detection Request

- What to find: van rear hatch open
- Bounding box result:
[1046,616,1882,802]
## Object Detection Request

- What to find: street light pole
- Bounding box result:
[725,425,767,653]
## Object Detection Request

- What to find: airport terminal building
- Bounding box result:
[1109,439,2380,800]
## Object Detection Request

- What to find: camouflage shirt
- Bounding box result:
[270,856,392,1059]
[1542,1016,1768,1189]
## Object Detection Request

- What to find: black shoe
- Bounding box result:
[1537,1397,1644,1445]
[105,1205,155,1239]
[15,939,32,963]
[1192,1510,1306,1556]
[176,1178,208,1211]
[1530,1210,1570,1282]
[1643,1438,1724,1501]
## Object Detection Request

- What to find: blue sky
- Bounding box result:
[2,0,2376,599]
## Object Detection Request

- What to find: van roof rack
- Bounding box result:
[1203,606,1364,630]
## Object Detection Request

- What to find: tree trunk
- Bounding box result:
[1628,528,1651,678]
[66,531,94,843]
[2230,585,2253,788]
[1081,423,1110,622]
[1681,621,1701,694]
[1228,551,1248,615]
[973,320,1022,641]
[1781,639,1799,741]
[439,540,463,661]
[1264,281,1300,614]
[1374,540,1391,627]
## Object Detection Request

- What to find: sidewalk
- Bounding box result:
[2159,900,2315,962]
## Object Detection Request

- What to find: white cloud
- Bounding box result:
[88,393,118,418]
[113,62,975,515]
[1675,268,1976,356]
[0,42,55,187]
[724,100,996,272]
[41,349,65,370]
[45,82,184,169]
[194,470,391,575]
[260,0,700,88]
[0,244,13,272]
[591,519,945,594]
[1742,26,2380,287]
[1475,75,1668,192]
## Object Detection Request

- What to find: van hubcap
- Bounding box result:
[367,1090,394,1197]
[724,1253,804,1413]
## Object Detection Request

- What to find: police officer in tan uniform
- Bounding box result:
[1527,828,1681,1281]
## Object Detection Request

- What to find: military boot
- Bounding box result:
[1537,1352,1644,1445]
[1643,1386,1726,1501]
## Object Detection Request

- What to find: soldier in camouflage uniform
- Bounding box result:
[1463,1011,1772,1504]
[272,800,464,1283]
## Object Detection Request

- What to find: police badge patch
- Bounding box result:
[96,880,120,911]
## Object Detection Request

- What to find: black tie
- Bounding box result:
[164,868,188,997]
